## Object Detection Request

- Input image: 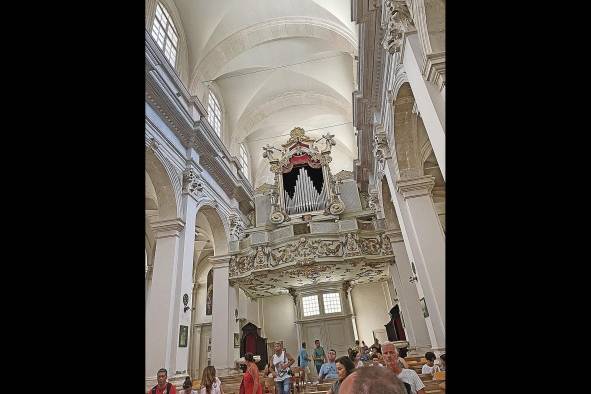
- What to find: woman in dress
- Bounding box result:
[199,366,224,394]
[241,352,262,394]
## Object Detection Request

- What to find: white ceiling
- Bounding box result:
[169,0,358,187]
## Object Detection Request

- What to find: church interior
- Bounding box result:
[145,0,445,392]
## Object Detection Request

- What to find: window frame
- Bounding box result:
[207,91,222,137]
[302,294,321,317]
[300,291,344,318]
[239,143,249,179]
[151,2,178,67]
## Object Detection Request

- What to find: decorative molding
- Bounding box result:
[229,214,246,241]
[182,168,204,197]
[423,51,445,91]
[382,1,414,54]
[396,175,435,199]
[152,218,185,238]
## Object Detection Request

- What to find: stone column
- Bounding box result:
[191,324,203,378]
[174,191,199,374]
[343,282,359,340]
[387,233,431,349]
[210,255,233,373]
[146,218,184,378]
[393,175,445,349]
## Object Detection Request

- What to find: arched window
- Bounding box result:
[206,269,213,315]
[208,92,222,137]
[151,2,178,66]
[239,143,249,179]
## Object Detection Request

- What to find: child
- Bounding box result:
[421,352,440,375]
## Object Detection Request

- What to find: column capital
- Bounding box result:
[396,175,435,199]
[209,255,232,269]
[152,219,185,238]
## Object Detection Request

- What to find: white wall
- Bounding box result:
[351,281,391,345]
[261,295,298,356]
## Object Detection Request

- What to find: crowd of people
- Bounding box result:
[148,339,445,394]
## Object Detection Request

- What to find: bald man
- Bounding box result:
[339,366,408,394]
[381,341,425,394]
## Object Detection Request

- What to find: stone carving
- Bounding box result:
[344,232,361,257]
[182,168,203,195]
[382,0,414,54]
[342,280,352,298]
[359,192,370,210]
[321,132,336,152]
[359,237,381,255]
[288,287,297,306]
[334,170,354,181]
[373,133,391,161]
[270,238,343,267]
[368,191,380,213]
[381,234,393,255]
[229,214,246,241]
[253,246,269,267]
[262,144,278,161]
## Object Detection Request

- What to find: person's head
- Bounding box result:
[301,342,306,349]
[398,347,408,358]
[274,342,283,354]
[355,340,360,346]
[245,352,255,363]
[201,366,217,391]
[339,366,408,394]
[371,353,380,365]
[315,339,320,348]
[157,368,168,387]
[362,341,366,346]
[350,350,360,362]
[425,351,436,366]
[336,355,356,382]
[439,353,446,369]
[327,349,337,362]
[371,346,381,354]
[373,338,379,345]
[182,377,192,391]
[381,341,400,372]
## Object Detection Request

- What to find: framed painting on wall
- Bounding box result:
[419,298,429,318]
[179,325,188,347]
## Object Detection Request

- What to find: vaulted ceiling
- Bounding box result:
[167,0,358,188]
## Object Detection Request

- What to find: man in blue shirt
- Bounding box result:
[318,349,338,383]
[298,342,311,384]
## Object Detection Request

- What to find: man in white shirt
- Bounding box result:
[382,341,426,394]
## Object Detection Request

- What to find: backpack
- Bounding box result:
[152,382,172,394]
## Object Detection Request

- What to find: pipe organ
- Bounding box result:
[262,127,345,224]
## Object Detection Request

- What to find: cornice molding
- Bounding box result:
[396,175,435,199]
[145,35,254,205]
[423,51,445,91]
[209,255,232,269]
[152,218,185,238]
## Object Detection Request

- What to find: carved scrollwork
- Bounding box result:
[182,168,203,196]
[382,0,414,54]
[368,191,380,214]
[229,214,246,241]
[381,234,393,255]
[344,233,361,257]
[358,237,381,255]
